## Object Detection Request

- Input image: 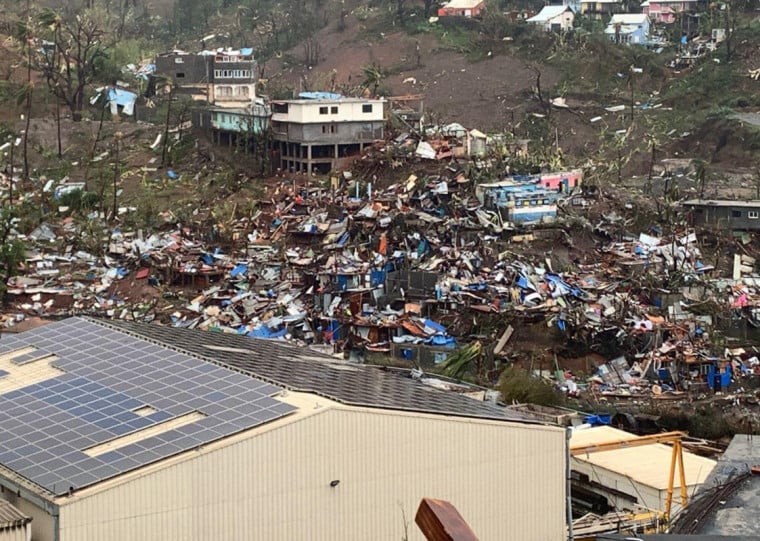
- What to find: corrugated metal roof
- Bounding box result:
[608,13,649,24]
[441,0,483,9]
[94,318,534,422]
[0,500,31,530]
[527,5,572,22]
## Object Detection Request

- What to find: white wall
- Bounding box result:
[213,83,256,103]
[58,404,565,541]
[273,100,384,124]
[572,459,693,515]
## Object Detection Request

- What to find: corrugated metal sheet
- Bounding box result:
[59,403,565,541]
[0,526,29,541]
[0,500,29,530]
[1,495,52,541]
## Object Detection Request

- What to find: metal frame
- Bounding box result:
[570,431,688,521]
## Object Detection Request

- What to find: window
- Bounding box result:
[319,106,328,115]
[362,104,373,113]
[331,106,338,114]
[750,211,759,219]
[174,57,184,64]
[273,103,288,114]
[732,210,742,218]
[176,72,185,78]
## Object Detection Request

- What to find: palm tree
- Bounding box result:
[361,64,384,96]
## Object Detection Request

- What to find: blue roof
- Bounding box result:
[0,318,295,495]
[298,91,343,100]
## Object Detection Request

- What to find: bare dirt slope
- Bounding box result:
[264,16,561,131]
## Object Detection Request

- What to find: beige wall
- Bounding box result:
[0,493,53,541]
[0,524,30,541]
[58,405,565,541]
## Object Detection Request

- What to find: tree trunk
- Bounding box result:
[161,87,174,166]
[23,43,32,182]
[23,86,32,182]
[85,102,108,190]
[56,97,62,158]
[8,139,13,206]
[112,140,120,222]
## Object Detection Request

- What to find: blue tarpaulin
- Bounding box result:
[298,91,343,100]
[107,87,137,115]
[584,414,612,426]
[230,264,248,278]
[248,327,288,339]
[426,335,457,347]
[337,275,348,291]
[423,319,446,333]
[370,270,386,287]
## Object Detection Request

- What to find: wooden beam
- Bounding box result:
[415,498,480,541]
[570,431,686,456]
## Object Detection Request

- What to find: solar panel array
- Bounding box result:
[0,318,296,496]
[105,318,527,421]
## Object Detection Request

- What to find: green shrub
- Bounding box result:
[498,365,564,406]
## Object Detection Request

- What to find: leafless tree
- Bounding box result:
[36,10,107,121]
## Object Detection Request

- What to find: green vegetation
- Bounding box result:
[498,365,564,407]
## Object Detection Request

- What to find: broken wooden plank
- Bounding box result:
[415,498,479,541]
[493,325,514,356]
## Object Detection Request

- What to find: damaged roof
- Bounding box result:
[0,500,30,530]
[93,318,531,422]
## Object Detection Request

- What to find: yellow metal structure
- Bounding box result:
[570,431,688,522]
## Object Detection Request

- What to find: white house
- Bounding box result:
[605,13,651,44]
[526,5,575,31]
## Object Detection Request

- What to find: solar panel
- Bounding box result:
[0,318,296,496]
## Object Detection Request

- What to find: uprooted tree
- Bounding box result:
[35,9,108,121]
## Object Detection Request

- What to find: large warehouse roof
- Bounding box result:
[0,318,295,497]
[98,317,526,421]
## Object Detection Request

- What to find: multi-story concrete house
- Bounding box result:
[154,48,256,108]
[270,94,385,174]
